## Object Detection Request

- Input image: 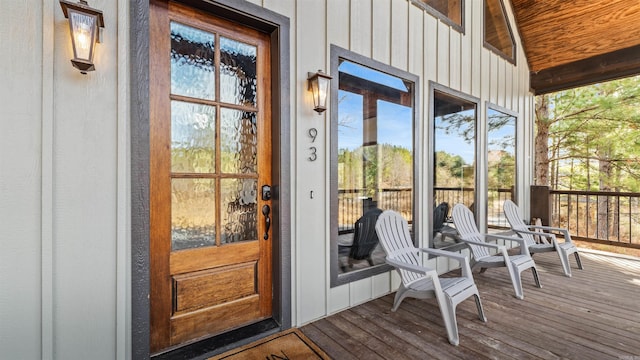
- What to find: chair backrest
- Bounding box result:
[350,208,383,260]
[503,200,536,246]
[375,210,423,285]
[451,204,491,260]
[433,202,449,233]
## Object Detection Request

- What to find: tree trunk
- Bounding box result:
[534,95,550,186]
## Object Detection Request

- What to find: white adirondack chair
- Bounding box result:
[375,210,486,346]
[452,204,541,300]
[503,200,583,277]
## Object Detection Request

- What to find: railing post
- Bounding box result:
[530,185,551,225]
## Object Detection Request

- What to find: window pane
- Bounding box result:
[220,108,257,174]
[170,22,215,100]
[220,178,258,244]
[220,37,257,106]
[172,178,216,251]
[413,0,462,28]
[336,60,414,276]
[487,108,516,227]
[433,90,476,247]
[171,101,216,173]
[484,0,515,61]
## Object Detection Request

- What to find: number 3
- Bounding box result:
[308,146,317,161]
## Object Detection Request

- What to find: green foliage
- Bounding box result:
[539,75,640,192]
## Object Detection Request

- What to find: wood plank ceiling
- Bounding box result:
[510,0,640,94]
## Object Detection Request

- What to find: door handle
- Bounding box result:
[262,204,271,240]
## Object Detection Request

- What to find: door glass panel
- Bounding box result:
[171,178,216,251]
[220,37,257,106]
[487,107,516,227]
[171,101,216,173]
[220,108,257,174]
[221,178,258,243]
[170,21,216,100]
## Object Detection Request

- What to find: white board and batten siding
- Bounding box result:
[0,0,130,359]
[254,0,535,326]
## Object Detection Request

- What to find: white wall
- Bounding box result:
[0,0,129,358]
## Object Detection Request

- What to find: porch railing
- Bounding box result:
[550,189,640,248]
[338,188,412,233]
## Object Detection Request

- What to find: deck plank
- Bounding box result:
[301,251,640,359]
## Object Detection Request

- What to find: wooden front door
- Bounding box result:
[149,1,272,353]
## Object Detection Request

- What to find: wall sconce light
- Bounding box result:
[59,0,105,74]
[307,70,332,114]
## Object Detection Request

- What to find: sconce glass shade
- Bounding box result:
[307,70,332,114]
[59,0,105,74]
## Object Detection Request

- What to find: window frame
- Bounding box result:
[411,0,465,34]
[330,44,421,287]
[483,0,517,64]
[428,81,480,250]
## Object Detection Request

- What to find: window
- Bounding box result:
[484,0,516,63]
[487,105,517,228]
[330,45,419,287]
[412,0,464,33]
[431,84,478,248]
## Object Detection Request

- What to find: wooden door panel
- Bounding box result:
[171,295,261,345]
[170,241,259,274]
[173,261,257,314]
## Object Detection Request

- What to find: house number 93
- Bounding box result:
[308,128,318,161]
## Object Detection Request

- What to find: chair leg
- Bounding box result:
[473,293,487,323]
[530,266,542,288]
[391,284,409,312]
[439,295,459,346]
[557,248,572,277]
[506,263,524,300]
[574,252,584,270]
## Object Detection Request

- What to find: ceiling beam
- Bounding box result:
[531,44,640,95]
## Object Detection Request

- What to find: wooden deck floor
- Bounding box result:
[301,251,640,359]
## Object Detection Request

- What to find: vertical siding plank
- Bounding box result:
[372,0,391,63]
[498,58,506,107]
[424,14,438,83]
[327,0,350,49]
[263,0,294,19]
[470,0,482,97]
[390,0,408,70]
[296,0,328,324]
[436,22,449,86]
[461,0,472,94]
[450,30,461,90]
[350,0,372,57]
[490,55,498,105]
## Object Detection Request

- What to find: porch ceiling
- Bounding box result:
[511,0,640,94]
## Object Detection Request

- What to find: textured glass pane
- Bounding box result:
[171,101,216,173]
[221,108,257,174]
[171,22,215,100]
[221,178,257,244]
[172,178,216,251]
[220,37,257,106]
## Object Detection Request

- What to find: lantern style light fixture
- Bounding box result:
[307,70,332,114]
[59,0,105,74]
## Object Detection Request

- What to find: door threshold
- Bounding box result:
[152,319,281,360]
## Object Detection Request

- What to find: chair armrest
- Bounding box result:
[485,233,533,256]
[528,225,573,243]
[385,257,432,276]
[512,228,559,247]
[419,247,473,278]
[457,238,505,251]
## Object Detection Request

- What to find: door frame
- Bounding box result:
[131,1,291,358]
